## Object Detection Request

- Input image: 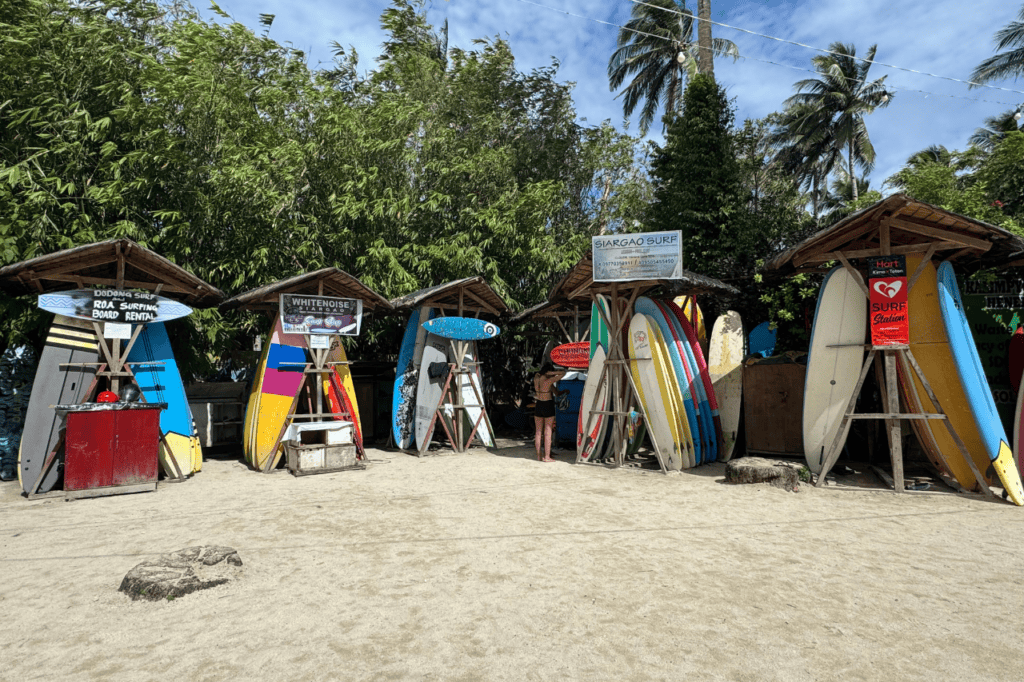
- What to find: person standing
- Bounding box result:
[533,363,567,462]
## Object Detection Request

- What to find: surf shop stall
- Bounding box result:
[0,239,224,499]
[762,193,1024,505]
[219,269,392,476]
[389,277,509,456]
[545,234,739,474]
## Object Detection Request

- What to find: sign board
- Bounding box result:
[309,334,330,350]
[592,231,682,282]
[868,255,908,346]
[279,294,362,336]
[37,289,192,323]
[103,322,132,339]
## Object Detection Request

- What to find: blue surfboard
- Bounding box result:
[393,308,424,449]
[937,262,1024,505]
[38,290,192,323]
[749,322,776,358]
[422,317,500,341]
[634,297,701,466]
[126,322,202,476]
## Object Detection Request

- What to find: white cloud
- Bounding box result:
[213,0,1024,190]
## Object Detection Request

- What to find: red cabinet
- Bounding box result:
[63,406,161,492]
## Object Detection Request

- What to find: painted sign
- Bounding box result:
[868,255,908,346]
[37,289,189,324]
[592,231,682,282]
[279,294,362,336]
[961,275,1024,436]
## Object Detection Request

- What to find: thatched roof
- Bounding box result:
[509,298,593,324]
[389,277,508,316]
[761,194,1024,276]
[0,238,224,307]
[547,251,739,302]
[220,268,392,313]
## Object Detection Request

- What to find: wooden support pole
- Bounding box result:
[884,351,904,492]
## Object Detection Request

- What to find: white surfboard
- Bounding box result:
[708,311,744,461]
[628,314,684,471]
[457,341,493,447]
[578,345,610,462]
[803,267,867,473]
[415,333,450,452]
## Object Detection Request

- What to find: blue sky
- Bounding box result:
[211,0,1024,191]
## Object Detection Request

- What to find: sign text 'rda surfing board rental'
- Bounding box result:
[279,294,363,336]
[868,255,908,346]
[37,289,191,324]
[592,231,683,283]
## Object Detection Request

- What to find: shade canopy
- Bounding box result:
[761,194,1024,276]
[389,276,508,317]
[0,238,224,307]
[219,267,392,313]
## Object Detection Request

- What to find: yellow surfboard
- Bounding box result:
[903,254,992,491]
[674,295,708,357]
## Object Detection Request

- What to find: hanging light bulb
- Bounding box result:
[1014,110,1022,122]
[676,50,686,64]
[881,92,889,103]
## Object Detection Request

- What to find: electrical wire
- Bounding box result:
[624,0,1024,97]
[509,0,1022,108]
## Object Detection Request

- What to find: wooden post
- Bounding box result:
[884,351,903,491]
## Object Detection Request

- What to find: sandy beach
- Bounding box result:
[2,442,1023,682]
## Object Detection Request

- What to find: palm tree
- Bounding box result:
[608,0,738,136]
[784,42,892,202]
[969,109,1022,151]
[970,5,1024,85]
[696,0,713,77]
[770,102,842,223]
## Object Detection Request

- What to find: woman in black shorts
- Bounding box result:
[533,362,567,462]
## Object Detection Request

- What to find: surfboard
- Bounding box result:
[664,300,720,462]
[244,317,309,470]
[1010,327,1024,395]
[628,314,683,471]
[551,342,589,369]
[415,334,450,452]
[392,308,425,449]
[37,290,193,323]
[749,322,776,359]
[422,317,500,341]
[803,267,866,474]
[325,336,363,452]
[902,254,992,492]
[18,315,99,494]
[937,262,1024,505]
[634,298,697,467]
[675,296,708,357]
[126,322,203,477]
[707,310,744,461]
[578,347,610,462]
[454,341,493,447]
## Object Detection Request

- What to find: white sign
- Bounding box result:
[592,231,683,282]
[309,334,330,350]
[279,294,362,336]
[103,322,132,339]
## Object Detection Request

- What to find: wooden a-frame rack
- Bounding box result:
[814,253,998,500]
[575,283,672,473]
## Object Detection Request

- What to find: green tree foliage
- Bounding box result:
[970,5,1024,85]
[0,0,651,378]
[646,74,744,277]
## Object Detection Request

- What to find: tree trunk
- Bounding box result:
[849,139,858,202]
[811,172,819,225]
[697,0,713,78]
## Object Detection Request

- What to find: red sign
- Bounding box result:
[868,255,908,346]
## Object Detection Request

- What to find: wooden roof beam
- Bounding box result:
[793,220,881,266]
[802,241,964,264]
[462,287,500,316]
[890,216,993,251]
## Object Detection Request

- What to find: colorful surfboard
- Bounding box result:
[325,336,363,452]
[37,290,193,323]
[628,314,684,471]
[422,317,500,341]
[18,316,99,494]
[937,262,1024,505]
[244,317,309,470]
[665,300,722,462]
[126,322,202,477]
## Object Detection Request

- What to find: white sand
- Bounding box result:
[1,443,1023,681]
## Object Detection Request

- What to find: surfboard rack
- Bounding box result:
[416,338,495,457]
[575,285,671,473]
[814,261,998,500]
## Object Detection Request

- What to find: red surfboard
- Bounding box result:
[1010,326,1024,394]
[551,341,589,369]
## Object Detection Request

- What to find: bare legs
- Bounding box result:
[534,416,556,462]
